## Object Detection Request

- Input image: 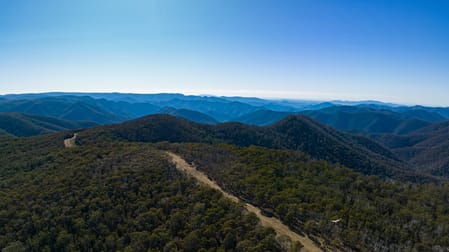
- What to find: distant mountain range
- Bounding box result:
[2,92,449,127]
[0,112,97,137]
[2,92,449,181]
[2,92,449,251]
[301,106,440,134]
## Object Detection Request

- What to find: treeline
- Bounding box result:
[77,114,430,182]
[165,143,449,251]
[0,140,286,251]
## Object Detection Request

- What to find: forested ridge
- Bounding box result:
[2,114,449,251]
[165,143,449,251]
[373,120,449,178]
[77,114,433,182]
[0,137,287,251]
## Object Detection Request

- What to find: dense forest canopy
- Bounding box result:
[77,114,435,182]
[0,137,290,251]
[1,111,449,251]
[165,143,449,251]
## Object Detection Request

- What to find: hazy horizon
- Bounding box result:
[0,90,437,107]
[1,1,448,106]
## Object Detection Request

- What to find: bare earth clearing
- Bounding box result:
[166,152,322,252]
[64,133,78,148]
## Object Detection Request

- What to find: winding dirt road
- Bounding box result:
[166,152,322,252]
[64,133,78,148]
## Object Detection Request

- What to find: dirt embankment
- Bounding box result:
[166,152,322,252]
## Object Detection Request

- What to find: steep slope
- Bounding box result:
[79,114,425,182]
[374,120,449,177]
[301,106,431,135]
[159,107,218,124]
[268,116,412,180]
[235,110,293,126]
[0,112,97,137]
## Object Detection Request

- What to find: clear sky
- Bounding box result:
[1,0,449,105]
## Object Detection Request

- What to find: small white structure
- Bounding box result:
[331,218,342,223]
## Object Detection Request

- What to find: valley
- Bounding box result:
[1,93,449,251]
[2,0,449,250]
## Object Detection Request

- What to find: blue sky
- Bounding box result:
[1,0,449,105]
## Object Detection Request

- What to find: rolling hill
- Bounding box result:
[230,106,445,133]
[235,110,294,126]
[3,93,449,131]
[374,120,449,177]
[78,114,429,182]
[1,111,449,251]
[0,96,160,124]
[301,106,432,135]
[158,107,218,124]
[0,112,97,137]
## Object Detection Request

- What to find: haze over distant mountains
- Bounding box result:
[2,92,449,179]
[2,92,449,127]
[2,92,449,251]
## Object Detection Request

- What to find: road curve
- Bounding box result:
[166,152,322,252]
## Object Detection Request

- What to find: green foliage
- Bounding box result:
[169,143,449,251]
[79,114,430,182]
[0,140,281,251]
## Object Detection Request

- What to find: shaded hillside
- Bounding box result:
[159,107,218,124]
[79,114,427,182]
[301,106,431,135]
[0,96,160,124]
[235,110,293,126]
[0,112,97,137]
[374,120,449,177]
[0,137,284,251]
[268,116,414,180]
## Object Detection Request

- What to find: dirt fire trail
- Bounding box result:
[166,152,322,252]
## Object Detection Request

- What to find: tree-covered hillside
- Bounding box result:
[2,115,449,251]
[373,120,449,177]
[0,137,285,251]
[166,143,449,251]
[78,114,432,182]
